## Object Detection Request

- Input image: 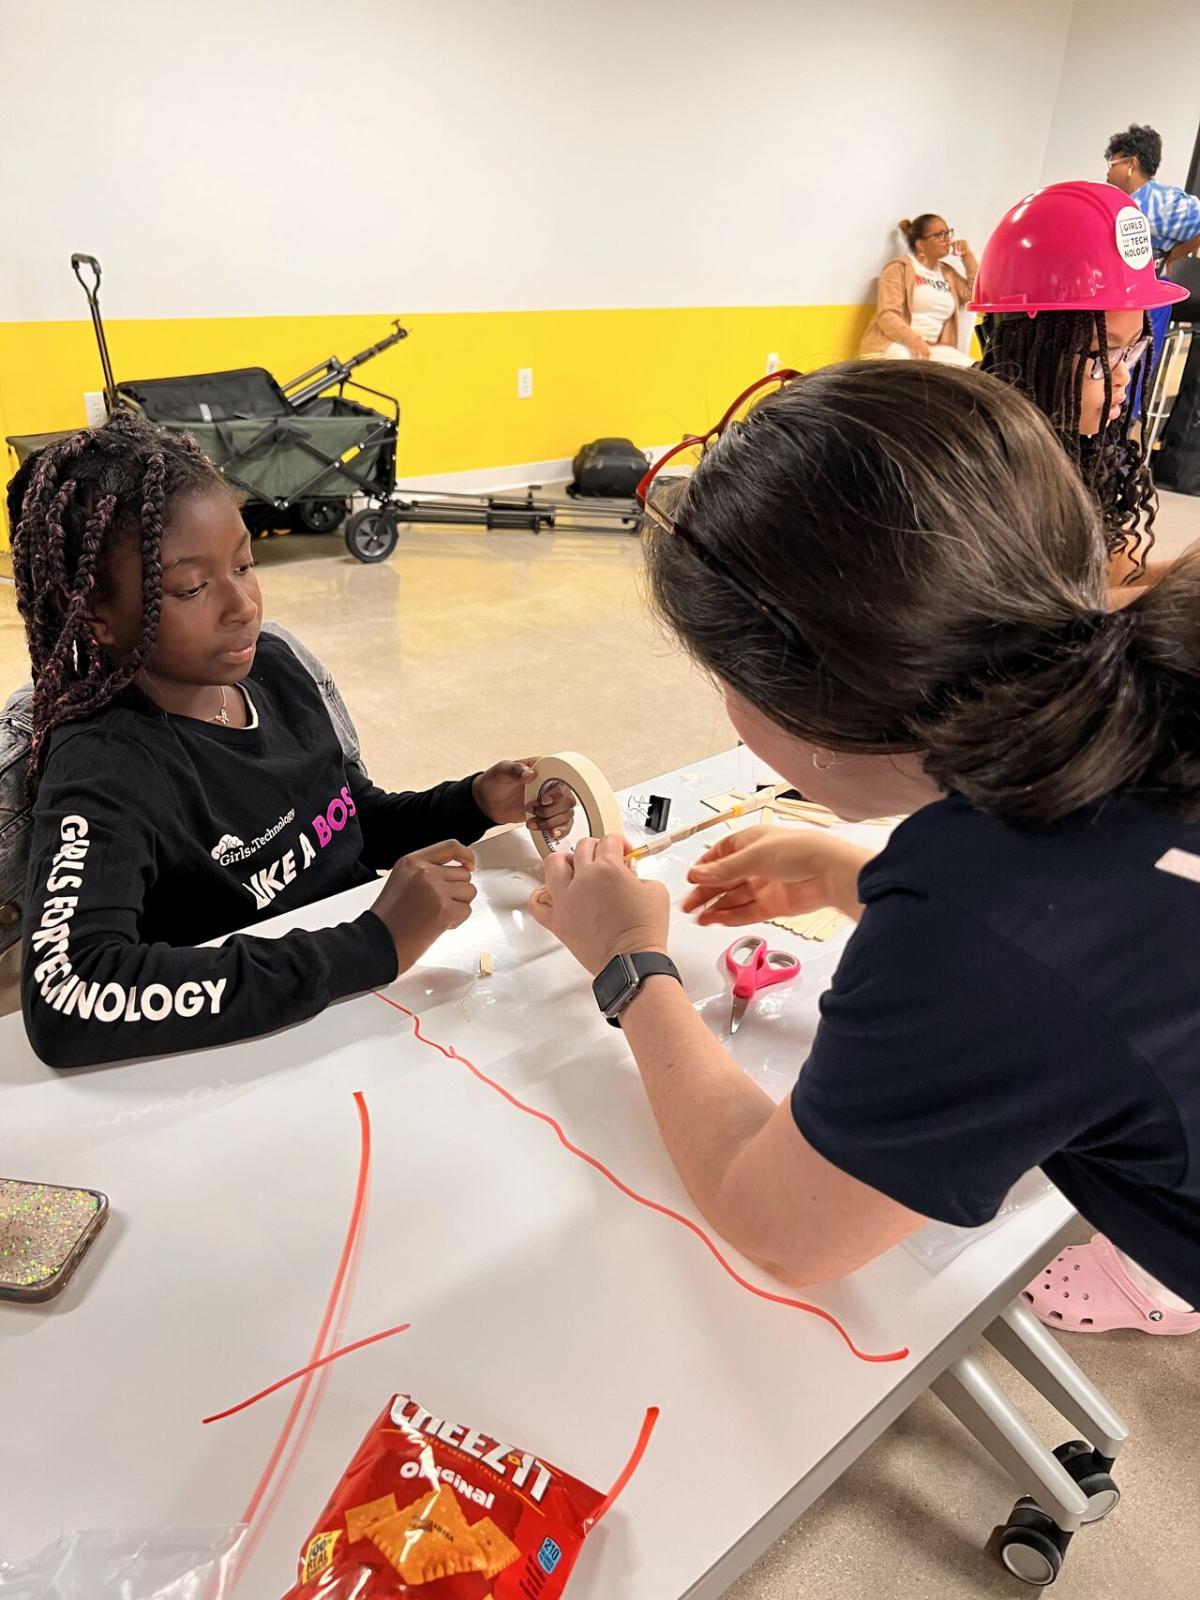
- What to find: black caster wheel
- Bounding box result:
[344,508,399,563]
[1054,1440,1120,1523]
[297,499,347,534]
[991,1498,1073,1586]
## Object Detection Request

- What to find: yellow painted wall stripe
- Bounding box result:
[1,303,870,545]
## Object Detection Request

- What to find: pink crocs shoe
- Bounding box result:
[1023,1234,1200,1334]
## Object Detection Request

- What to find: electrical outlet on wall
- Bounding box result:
[765,352,781,374]
[83,391,108,427]
[517,367,534,399]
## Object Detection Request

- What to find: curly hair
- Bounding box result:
[8,411,223,777]
[1105,124,1162,178]
[980,309,1156,572]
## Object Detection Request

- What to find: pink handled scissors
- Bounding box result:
[724,935,801,1033]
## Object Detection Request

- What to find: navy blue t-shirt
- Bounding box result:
[791,795,1200,1305]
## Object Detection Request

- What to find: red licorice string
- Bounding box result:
[237,1187,373,1565]
[204,1323,413,1425]
[373,993,908,1365]
[220,1089,376,1587]
[243,1216,371,1568]
[588,1406,660,1528]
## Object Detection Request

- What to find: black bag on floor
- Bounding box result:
[1156,337,1200,497]
[568,437,646,498]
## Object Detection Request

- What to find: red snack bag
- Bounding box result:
[281,1393,607,1598]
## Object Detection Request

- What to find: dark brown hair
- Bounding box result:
[980,309,1156,570]
[644,362,1200,825]
[898,214,941,250]
[1105,123,1161,177]
[8,411,224,776]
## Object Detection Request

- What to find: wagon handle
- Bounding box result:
[71,254,103,298]
[70,253,117,417]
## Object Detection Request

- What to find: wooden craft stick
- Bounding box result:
[701,789,749,814]
[772,803,836,828]
[626,787,785,861]
[769,905,850,941]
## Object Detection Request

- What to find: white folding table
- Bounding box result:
[0,750,1127,1594]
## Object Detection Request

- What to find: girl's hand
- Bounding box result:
[681,826,873,927]
[373,840,477,970]
[911,339,933,360]
[528,836,670,975]
[473,760,576,839]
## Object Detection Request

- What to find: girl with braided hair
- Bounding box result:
[974,181,1188,589]
[8,413,573,1068]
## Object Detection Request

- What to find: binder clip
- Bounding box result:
[627,793,672,833]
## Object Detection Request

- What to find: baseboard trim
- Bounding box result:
[391,445,674,499]
[394,457,575,496]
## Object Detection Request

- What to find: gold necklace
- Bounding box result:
[210,686,230,726]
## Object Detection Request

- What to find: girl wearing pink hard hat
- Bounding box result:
[975,180,1187,591]
[972,183,1196,1335]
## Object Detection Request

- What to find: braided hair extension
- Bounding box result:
[8,411,222,778]
[980,309,1156,571]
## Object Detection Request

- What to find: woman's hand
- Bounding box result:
[681,826,873,927]
[528,836,670,975]
[910,339,933,360]
[372,840,477,971]
[473,761,575,840]
[950,238,972,257]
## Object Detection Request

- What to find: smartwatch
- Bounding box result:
[592,951,682,1027]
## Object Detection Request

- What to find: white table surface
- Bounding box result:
[0,748,1074,1597]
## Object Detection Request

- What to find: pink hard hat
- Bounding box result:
[969,180,1187,315]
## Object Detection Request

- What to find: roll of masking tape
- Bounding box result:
[524,751,624,858]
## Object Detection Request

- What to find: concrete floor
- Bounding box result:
[2,490,1198,1597]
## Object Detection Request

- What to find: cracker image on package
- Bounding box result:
[283,1392,607,1598]
[345,1494,399,1545]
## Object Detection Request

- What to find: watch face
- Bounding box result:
[594,953,638,1015]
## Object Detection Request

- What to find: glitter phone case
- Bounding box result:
[0,1179,109,1304]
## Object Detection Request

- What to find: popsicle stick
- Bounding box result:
[627,788,785,861]
[702,789,750,814]
[768,907,851,941]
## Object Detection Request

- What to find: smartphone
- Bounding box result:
[0,1179,109,1304]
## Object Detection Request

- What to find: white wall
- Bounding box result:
[1041,0,1200,188]
[0,0,1079,322]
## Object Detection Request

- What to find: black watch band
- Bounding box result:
[593,951,682,1027]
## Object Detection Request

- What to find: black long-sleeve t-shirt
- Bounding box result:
[22,635,490,1068]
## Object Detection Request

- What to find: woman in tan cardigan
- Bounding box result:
[860,214,978,364]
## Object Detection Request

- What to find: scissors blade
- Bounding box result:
[730,994,749,1033]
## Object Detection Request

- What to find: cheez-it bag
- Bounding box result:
[281,1393,608,1598]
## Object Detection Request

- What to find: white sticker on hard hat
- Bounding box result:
[1115,206,1153,269]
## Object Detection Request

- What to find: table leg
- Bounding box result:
[984,1302,1129,1464]
[931,1354,1089,1533]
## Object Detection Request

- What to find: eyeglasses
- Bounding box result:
[922,227,954,242]
[636,370,810,650]
[1087,336,1150,382]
